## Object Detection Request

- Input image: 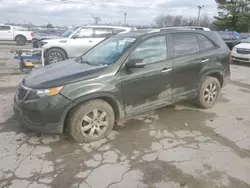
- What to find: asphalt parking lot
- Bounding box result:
[1,44,250,188]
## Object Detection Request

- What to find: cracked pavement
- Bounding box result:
[1,50,250,188]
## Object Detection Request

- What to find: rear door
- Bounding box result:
[169,33,204,100]
[0,26,12,40]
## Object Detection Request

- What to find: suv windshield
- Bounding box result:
[78,36,136,65]
[60,28,78,37]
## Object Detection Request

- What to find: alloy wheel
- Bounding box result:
[81,109,109,139]
[204,83,218,103]
[48,52,64,64]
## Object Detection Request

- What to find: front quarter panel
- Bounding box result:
[42,40,70,53]
[60,73,124,117]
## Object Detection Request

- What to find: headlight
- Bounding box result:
[26,86,64,100]
[37,86,64,96]
[232,47,237,51]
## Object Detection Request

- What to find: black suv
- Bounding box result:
[13,29,231,142]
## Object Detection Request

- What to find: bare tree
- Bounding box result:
[92,15,101,25]
[200,14,210,27]
[152,14,210,28]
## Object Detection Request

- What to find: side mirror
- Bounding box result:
[126,59,145,68]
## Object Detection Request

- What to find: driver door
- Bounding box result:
[68,27,96,57]
[120,35,173,115]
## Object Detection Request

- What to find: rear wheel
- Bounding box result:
[45,48,67,65]
[196,76,221,109]
[67,99,115,143]
[16,36,27,46]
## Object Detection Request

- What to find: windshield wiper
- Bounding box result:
[77,57,98,65]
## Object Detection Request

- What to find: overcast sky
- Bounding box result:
[0,0,218,26]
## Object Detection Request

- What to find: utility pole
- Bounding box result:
[197,5,204,26]
[124,12,127,25]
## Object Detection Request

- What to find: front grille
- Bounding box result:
[236,49,250,54]
[17,88,28,100]
[33,40,40,48]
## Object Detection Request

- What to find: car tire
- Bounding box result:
[16,36,27,46]
[67,99,115,143]
[45,48,67,65]
[196,76,221,109]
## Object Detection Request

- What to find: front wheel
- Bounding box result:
[196,76,221,109]
[67,99,115,143]
[45,48,67,65]
[16,36,27,46]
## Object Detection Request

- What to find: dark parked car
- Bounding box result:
[14,29,231,142]
[217,31,241,50]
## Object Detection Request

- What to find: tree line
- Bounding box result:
[153,0,250,32]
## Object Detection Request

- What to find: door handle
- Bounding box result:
[201,58,209,63]
[161,67,172,73]
[88,40,93,43]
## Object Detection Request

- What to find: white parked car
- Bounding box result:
[231,37,250,63]
[40,25,135,64]
[0,25,34,45]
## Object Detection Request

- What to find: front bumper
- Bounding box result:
[231,51,250,63]
[13,89,71,133]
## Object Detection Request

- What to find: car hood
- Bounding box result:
[43,37,69,44]
[23,59,106,89]
[33,35,60,40]
[235,43,250,49]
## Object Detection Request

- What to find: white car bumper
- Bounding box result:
[231,49,250,63]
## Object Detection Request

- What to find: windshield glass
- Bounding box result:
[77,36,136,65]
[60,28,77,37]
[243,37,250,43]
[240,33,249,39]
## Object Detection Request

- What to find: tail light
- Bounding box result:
[31,32,34,37]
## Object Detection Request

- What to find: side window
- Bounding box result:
[130,36,167,65]
[196,34,216,51]
[93,28,113,38]
[0,26,11,31]
[170,34,199,58]
[74,28,93,38]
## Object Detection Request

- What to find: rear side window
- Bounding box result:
[93,28,113,38]
[0,26,11,30]
[196,34,216,51]
[170,34,199,58]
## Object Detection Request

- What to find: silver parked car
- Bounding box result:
[40,25,134,64]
